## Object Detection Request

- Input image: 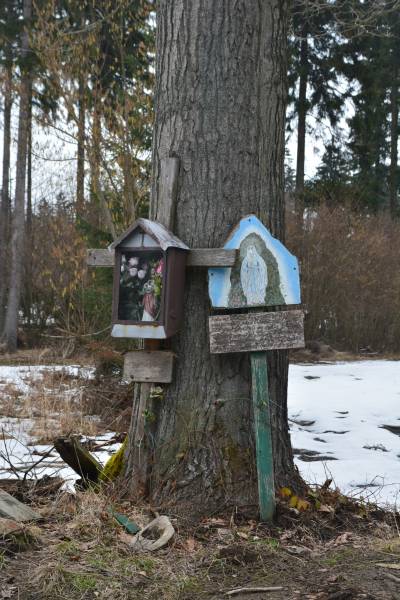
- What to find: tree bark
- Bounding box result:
[125,0,299,516]
[76,72,86,217]
[25,81,33,325]
[90,100,116,239]
[390,78,398,218]
[295,23,308,218]
[2,0,32,351]
[0,54,13,331]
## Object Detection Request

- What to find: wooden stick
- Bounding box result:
[383,572,400,584]
[226,586,283,596]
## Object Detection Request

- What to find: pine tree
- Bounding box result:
[289,1,344,213]
[2,0,32,351]
[334,0,400,211]
[0,0,20,330]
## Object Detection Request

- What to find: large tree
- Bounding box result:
[2,0,32,352]
[125,0,298,515]
[0,0,20,330]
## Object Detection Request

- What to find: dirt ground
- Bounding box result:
[1,483,400,600]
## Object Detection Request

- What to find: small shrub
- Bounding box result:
[287,206,400,353]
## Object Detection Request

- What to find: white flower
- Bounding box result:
[129,268,138,277]
[138,269,146,279]
[121,255,127,264]
[128,257,139,266]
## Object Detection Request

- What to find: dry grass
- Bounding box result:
[1,485,400,600]
[287,206,400,353]
[25,371,100,441]
[0,369,101,442]
[0,346,94,367]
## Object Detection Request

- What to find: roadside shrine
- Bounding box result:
[88,206,304,521]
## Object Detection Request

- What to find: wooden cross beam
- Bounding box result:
[86,248,237,268]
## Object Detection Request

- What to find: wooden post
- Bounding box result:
[125,158,180,496]
[250,352,275,522]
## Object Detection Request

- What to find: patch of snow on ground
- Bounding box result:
[2,361,400,505]
[288,361,400,508]
[0,365,119,492]
[0,364,93,393]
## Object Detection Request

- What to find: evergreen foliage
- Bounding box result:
[1,0,400,348]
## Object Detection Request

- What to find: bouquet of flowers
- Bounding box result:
[118,253,164,322]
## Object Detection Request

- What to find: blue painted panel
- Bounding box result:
[208,215,301,308]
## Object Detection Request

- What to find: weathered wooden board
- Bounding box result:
[209,310,305,354]
[87,248,114,266]
[123,351,174,383]
[0,489,40,522]
[87,248,237,268]
[186,249,236,267]
[208,215,301,309]
[153,157,180,229]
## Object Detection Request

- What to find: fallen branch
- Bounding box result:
[383,572,400,584]
[226,587,283,596]
[41,325,111,339]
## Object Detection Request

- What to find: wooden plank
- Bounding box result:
[153,157,180,229]
[87,248,114,266]
[123,351,174,383]
[186,248,237,267]
[209,309,304,354]
[250,352,275,522]
[0,489,40,522]
[87,248,237,268]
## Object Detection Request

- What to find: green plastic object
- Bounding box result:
[109,507,140,535]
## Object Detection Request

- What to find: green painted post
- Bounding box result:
[250,351,276,522]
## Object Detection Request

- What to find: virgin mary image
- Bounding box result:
[142,280,157,321]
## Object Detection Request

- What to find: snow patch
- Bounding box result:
[289,361,400,508]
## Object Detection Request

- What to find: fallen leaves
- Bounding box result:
[184,536,197,553]
[279,487,311,511]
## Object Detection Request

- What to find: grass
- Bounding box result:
[0,484,399,600]
[0,368,100,442]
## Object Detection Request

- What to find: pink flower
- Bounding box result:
[155,260,164,275]
[129,268,138,277]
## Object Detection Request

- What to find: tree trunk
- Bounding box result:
[0,55,13,331]
[2,0,32,351]
[25,81,33,325]
[90,101,116,239]
[390,77,398,217]
[295,23,308,218]
[76,73,86,217]
[125,0,299,516]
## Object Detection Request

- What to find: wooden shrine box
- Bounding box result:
[110,218,189,339]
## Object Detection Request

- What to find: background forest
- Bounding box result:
[1,0,400,354]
